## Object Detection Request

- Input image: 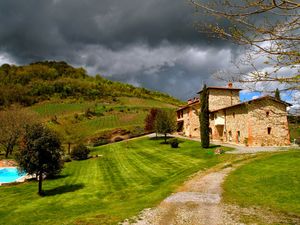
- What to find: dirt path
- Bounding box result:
[121,166,238,225]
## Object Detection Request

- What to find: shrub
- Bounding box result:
[85,108,95,118]
[295,138,300,146]
[51,115,59,124]
[169,138,179,148]
[93,138,109,147]
[97,112,104,117]
[71,143,90,160]
[113,136,124,142]
[74,113,79,120]
[62,155,72,162]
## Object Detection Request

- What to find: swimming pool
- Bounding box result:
[0,167,26,183]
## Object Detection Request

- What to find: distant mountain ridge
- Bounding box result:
[0,61,183,107]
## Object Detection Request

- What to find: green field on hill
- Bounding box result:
[0,137,234,225]
[27,97,178,144]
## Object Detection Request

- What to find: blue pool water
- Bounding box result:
[0,167,26,183]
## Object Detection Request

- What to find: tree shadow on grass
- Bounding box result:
[46,174,69,180]
[43,183,85,196]
[207,144,221,149]
[149,136,172,141]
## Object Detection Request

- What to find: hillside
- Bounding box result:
[0,61,182,147]
[0,61,182,107]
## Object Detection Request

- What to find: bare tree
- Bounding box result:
[0,106,37,158]
[190,0,300,91]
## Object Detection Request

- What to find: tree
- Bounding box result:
[155,109,177,143]
[16,124,64,195]
[144,108,158,132]
[275,88,281,100]
[0,107,36,158]
[190,1,300,91]
[200,84,210,148]
[70,143,90,160]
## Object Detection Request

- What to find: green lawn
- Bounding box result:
[223,151,300,216]
[0,138,232,225]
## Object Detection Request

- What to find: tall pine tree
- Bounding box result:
[275,88,281,100]
[199,84,210,148]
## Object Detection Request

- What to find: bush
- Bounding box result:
[295,138,300,145]
[62,155,72,162]
[74,113,79,120]
[71,143,90,160]
[168,138,179,148]
[93,138,109,147]
[84,108,96,118]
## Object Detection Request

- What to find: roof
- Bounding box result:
[210,95,292,113]
[176,99,200,111]
[197,86,242,94]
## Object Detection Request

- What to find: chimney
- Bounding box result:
[228,82,233,88]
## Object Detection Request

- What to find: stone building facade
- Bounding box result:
[176,85,291,146]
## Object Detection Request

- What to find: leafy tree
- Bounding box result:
[70,143,90,160]
[200,84,210,148]
[0,107,36,158]
[17,124,64,195]
[190,1,300,90]
[275,88,281,100]
[144,108,158,132]
[155,109,177,143]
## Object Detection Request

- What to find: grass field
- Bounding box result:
[0,138,233,225]
[28,97,178,143]
[223,151,300,216]
[30,102,95,117]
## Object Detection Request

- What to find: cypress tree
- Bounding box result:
[199,84,210,148]
[275,88,281,100]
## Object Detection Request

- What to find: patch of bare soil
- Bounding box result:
[0,159,17,167]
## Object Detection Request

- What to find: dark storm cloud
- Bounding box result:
[0,0,236,99]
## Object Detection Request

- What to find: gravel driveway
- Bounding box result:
[121,167,239,225]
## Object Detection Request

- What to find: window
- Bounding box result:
[266,111,270,117]
[267,127,271,135]
[233,112,235,118]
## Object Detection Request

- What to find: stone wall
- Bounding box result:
[223,105,248,144]
[247,99,290,146]
[208,89,240,111]
[180,104,200,137]
[189,106,200,137]
[209,99,290,146]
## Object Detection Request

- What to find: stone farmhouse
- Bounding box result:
[176,83,291,146]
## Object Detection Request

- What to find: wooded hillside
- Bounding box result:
[0,61,182,107]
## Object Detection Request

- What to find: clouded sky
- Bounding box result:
[0,0,298,111]
[0,0,239,100]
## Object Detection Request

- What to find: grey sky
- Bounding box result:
[0,0,258,100]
